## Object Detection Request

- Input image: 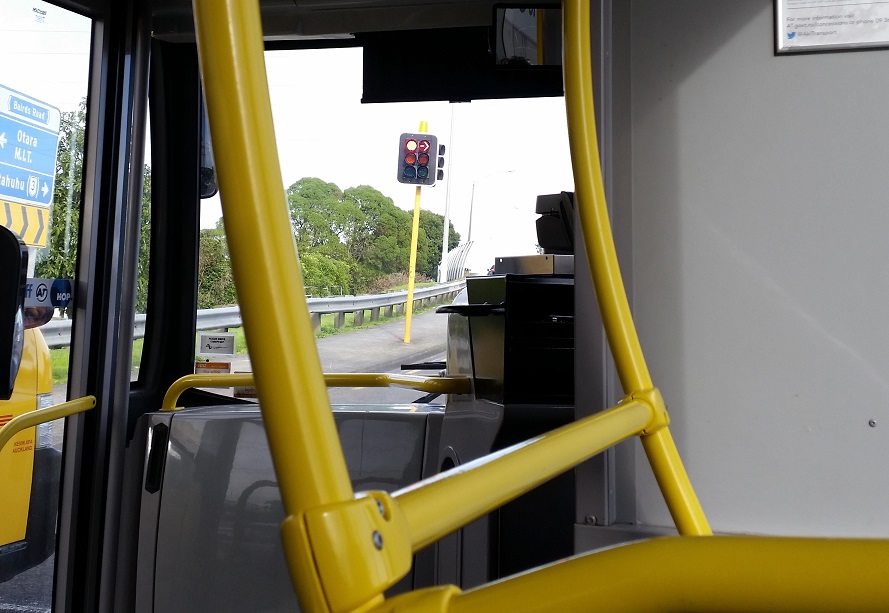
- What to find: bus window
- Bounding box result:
[133,121,151,381]
[0,0,92,604]
[192,46,573,406]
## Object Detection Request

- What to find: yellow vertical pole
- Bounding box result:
[192,1,355,607]
[404,120,428,343]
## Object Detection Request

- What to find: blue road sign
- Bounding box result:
[0,85,61,207]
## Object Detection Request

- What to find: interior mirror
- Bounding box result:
[200,95,218,199]
[23,306,54,329]
[494,6,562,67]
[0,226,28,401]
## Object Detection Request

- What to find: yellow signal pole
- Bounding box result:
[404,120,428,343]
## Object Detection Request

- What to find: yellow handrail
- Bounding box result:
[160,373,471,412]
[0,396,96,453]
[394,400,651,551]
[442,537,889,612]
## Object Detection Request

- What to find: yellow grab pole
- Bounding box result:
[404,120,428,343]
[395,400,651,551]
[562,0,652,394]
[192,1,354,607]
[641,428,711,535]
[563,0,710,535]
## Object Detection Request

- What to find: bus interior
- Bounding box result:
[2,0,889,611]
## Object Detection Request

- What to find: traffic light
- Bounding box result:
[397,133,439,186]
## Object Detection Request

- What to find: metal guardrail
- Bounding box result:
[40,280,466,349]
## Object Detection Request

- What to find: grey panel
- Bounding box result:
[137,404,439,613]
[627,0,889,536]
[494,255,574,275]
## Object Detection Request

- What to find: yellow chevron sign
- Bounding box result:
[0,199,50,247]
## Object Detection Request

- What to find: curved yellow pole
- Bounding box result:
[563,0,651,394]
[193,0,351,507]
[193,2,355,608]
[563,0,710,535]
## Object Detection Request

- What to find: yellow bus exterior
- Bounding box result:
[0,328,52,548]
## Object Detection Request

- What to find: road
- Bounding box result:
[0,310,451,610]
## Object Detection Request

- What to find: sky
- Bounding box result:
[2,2,575,275]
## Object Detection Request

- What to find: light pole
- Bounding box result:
[468,169,515,243]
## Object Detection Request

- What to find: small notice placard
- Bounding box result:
[194,361,232,375]
[777,1,889,52]
[197,332,235,356]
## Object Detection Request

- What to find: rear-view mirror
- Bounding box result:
[494,6,562,67]
[0,226,28,400]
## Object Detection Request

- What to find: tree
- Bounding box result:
[283,177,461,292]
[300,252,351,297]
[36,99,86,283]
[35,98,154,312]
[135,165,151,312]
[197,221,237,308]
[343,184,418,288]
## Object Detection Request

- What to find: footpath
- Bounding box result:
[51,310,451,405]
[228,308,449,374]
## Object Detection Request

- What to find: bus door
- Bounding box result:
[0,1,92,601]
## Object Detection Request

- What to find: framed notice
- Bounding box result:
[777,1,889,52]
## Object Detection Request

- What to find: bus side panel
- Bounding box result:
[0,329,42,548]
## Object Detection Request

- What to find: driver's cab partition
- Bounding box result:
[130,403,444,612]
[436,269,575,587]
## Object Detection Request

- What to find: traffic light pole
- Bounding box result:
[404,120,427,343]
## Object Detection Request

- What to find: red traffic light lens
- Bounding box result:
[418,152,430,166]
[418,140,431,153]
[404,139,418,152]
[405,152,417,165]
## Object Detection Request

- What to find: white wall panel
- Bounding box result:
[628,0,889,535]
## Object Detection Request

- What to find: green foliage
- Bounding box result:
[136,165,151,312]
[282,178,459,292]
[197,225,237,308]
[300,252,351,296]
[35,100,86,284]
[35,98,154,313]
[26,101,453,316]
